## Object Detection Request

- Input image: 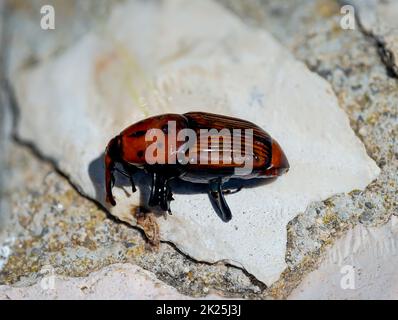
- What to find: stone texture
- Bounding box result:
[221,0,398,298]
[10,0,378,286]
[289,216,398,299]
[1,0,396,299]
[344,0,398,76]
[0,263,226,300]
[0,0,10,230]
[0,144,260,298]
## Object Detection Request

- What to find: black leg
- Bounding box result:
[148,172,174,213]
[130,176,137,193]
[122,163,138,193]
[208,178,232,222]
[161,182,170,213]
[149,171,158,207]
[113,164,138,194]
[111,172,116,188]
[162,180,174,214]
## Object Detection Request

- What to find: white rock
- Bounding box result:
[0,263,224,300]
[13,0,379,286]
[289,216,398,300]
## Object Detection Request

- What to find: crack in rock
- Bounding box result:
[13,135,262,288]
[342,0,398,77]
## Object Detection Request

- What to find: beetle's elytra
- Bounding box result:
[105,112,289,222]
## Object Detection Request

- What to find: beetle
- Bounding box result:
[105,112,289,222]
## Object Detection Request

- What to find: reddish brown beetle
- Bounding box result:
[105,112,289,222]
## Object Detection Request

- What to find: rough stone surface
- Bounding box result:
[344,0,398,76]
[220,0,398,298]
[0,0,397,299]
[289,216,398,299]
[0,0,10,230]
[10,0,378,286]
[0,144,260,298]
[0,263,229,300]
[0,263,188,300]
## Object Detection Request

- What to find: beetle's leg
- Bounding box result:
[208,178,232,222]
[161,179,174,214]
[155,176,170,213]
[167,186,175,202]
[130,176,137,193]
[148,172,173,213]
[114,167,130,180]
[149,171,158,207]
[111,171,116,188]
[114,167,136,194]
[122,163,138,193]
[160,182,169,213]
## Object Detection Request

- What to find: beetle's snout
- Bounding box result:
[105,135,122,207]
[264,140,289,177]
[106,136,122,161]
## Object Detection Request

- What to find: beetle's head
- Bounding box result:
[263,139,289,177]
[105,135,122,206]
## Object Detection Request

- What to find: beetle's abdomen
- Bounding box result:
[183,112,272,171]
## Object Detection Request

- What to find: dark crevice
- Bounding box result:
[339,0,398,79]
[160,239,268,291]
